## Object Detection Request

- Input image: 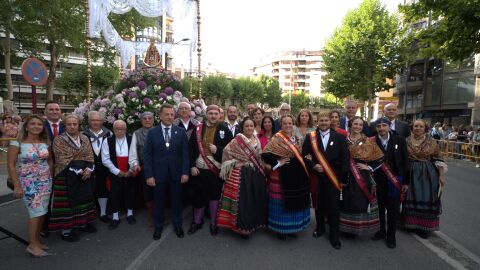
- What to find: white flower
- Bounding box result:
[118,114,124,120]
[130,86,140,92]
[141,90,147,95]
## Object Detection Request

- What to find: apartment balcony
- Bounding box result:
[393,75,424,94]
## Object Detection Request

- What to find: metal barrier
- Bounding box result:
[436,139,480,163]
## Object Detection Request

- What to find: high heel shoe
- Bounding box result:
[26,246,51,258]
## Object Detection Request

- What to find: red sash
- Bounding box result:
[309,131,342,191]
[275,132,309,176]
[235,136,265,177]
[349,158,375,203]
[369,137,405,202]
[196,124,220,176]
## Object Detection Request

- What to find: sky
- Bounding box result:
[192,0,402,76]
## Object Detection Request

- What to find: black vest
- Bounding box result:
[107,135,132,169]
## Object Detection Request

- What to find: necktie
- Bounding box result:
[52,123,59,137]
[164,127,170,147]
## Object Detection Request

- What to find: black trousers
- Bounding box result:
[154,169,182,229]
[315,174,340,241]
[109,176,135,213]
[94,164,109,198]
[375,174,400,236]
[188,169,223,209]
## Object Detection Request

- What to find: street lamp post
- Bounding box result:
[195,0,202,98]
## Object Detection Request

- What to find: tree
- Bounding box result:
[0,0,19,100]
[258,75,282,108]
[201,75,233,105]
[322,0,402,118]
[282,91,310,116]
[231,77,263,107]
[400,0,480,61]
[56,65,119,104]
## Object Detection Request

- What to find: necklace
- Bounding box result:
[117,137,126,150]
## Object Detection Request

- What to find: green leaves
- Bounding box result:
[322,0,402,101]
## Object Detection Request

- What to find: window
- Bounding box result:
[443,77,475,104]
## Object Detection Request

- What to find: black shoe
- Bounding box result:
[371,230,386,241]
[187,222,203,235]
[126,215,137,225]
[416,230,429,239]
[330,239,342,250]
[108,219,120,230]
[174,227,184,238]
[210,224,218,236]
[313,227,325,238]
[386,235,396,249]
[61,232,79,242]
[153,228,162,240]
[276,233,287,241]
[79,223,97,233]
[40,230,50,238]
[99,215,112,224]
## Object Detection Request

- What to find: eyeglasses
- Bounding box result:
[178,107,190,111]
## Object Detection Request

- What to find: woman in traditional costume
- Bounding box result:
[262,115,311,240]
[340,116,383,237]
[49,115,97,242]
[401,119,447,239]
[217,119,268,238]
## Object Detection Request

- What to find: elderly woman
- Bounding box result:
[293,109,315,145]
[7,115,53,257]
[257,116,274,150]
[217,118,268,239]
[401,119,447,239]
[49,114,97,242]
[262,115,311,240]
[340,116,383,238]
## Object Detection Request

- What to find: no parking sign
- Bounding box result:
[21,58,48,113]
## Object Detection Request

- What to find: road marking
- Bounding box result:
[434,231,480,264]
[125,209,191,270]
[414,235,468,270]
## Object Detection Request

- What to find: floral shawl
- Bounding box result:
[263,131,301,158]
[406,135,440,161]
[53,133,94,177]
[348,134,384,162]
[220,134,263,180]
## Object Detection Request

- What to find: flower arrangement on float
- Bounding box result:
[73,68,206,133]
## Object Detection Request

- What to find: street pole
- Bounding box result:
[84,0,93,102]
[195,0,202,99]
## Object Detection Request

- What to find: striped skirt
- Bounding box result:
[267,170,310,234]
[400,160,441,232]
[48,175,97,231]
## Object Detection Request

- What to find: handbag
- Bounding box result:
[6,177,14,190]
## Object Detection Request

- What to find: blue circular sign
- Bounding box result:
[22,58,48,86]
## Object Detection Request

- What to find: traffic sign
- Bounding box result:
[21,58,48,86]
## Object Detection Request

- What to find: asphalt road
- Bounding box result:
[0,161,479,270]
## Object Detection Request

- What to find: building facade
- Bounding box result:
[252,50,325,97]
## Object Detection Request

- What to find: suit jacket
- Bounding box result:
[369,119,410,138]
[302,129,350,184]
[340,116,371,136]
[44,120,65,143]
[174,117,199,140]
[373,132,410,185]
[222,121,240,137]
[273,118,281,134]
[189,122,233,167]
[143,125,189,183]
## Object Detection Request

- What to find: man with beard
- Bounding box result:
[223,105,240,137]
[187,105,233,236]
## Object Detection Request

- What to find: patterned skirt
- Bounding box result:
[267,170,310,234]
[217,166,268,235]
[400,160,441,232]
[48,175,97,231]
[340,172,380,235]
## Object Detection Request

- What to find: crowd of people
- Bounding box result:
[6,99,450,258]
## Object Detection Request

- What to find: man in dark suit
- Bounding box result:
[188,104,233,236]
[144,104,190,240]
[41,100,64,237]
[370,103,410,138]
[223,105,240,137]
[371,117,409,248]
[339,99,370,136]
[302,111,350,250]
[173,102,199,140]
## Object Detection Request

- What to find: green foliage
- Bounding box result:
[282,91,310,116]
[56,65,119,104]
[202,75,233,105]
[180,76,201,99]
[231,77,263,107]
[322,0,403,101]
[400,0,480,61]
[258,75,282,108]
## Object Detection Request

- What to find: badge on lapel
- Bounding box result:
[330,141,334,146]
[220,130,225,139]
[395,144,398,150]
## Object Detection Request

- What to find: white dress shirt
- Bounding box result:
[320,130,330,150]
[227,121,238,136]
[88,129,106,156]
[101,136,129,176]
[379,133,390,150]
[390,119,396,132]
